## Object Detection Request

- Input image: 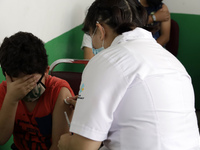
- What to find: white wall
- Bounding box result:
[0,0,199,44]
[163,0,200,15]
[0,0,93,43]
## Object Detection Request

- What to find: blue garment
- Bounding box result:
[145,3,163,40]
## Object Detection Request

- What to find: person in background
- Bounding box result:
[81,34,94,60]
[140,0,171,46]
[81,0,170,59]
[0,32,74,150]
[58,0,200,150]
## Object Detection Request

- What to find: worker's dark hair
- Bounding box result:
[82,0,147,35]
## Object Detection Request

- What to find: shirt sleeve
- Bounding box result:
[0,81,6,110]
[47,76,75,110]
[70,56,129,141]
[80,34,92,50]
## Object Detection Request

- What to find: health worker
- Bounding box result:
[58,0,200,149]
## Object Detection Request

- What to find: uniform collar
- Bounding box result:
[110,27,152,47]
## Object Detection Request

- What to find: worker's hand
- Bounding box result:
[64,95,78,110]
[58,133,72,150]
[155,5,170,22]
[5,73,37,103]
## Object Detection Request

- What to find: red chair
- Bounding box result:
[49,59,89,95]
[166,19,179,56]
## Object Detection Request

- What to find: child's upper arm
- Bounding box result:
[50,87,73,149]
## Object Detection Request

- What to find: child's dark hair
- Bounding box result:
[146,0,163,7]
[82,0,148,35]
[0,32,48,77]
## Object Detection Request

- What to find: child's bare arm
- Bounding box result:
[50,87,73,150]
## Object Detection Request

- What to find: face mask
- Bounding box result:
[91,26,105,55]
[22,74,46,102]
[92,44,104,55]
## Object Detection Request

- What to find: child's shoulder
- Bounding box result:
[45,75,70,89]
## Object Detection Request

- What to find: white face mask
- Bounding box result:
[22,74,46,102]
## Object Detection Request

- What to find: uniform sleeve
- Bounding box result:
[70,56,129,141]
[80,34,92,50]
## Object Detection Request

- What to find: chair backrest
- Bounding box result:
[166,19,179,56]
[49,59,89,95]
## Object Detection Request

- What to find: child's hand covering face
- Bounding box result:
[5,73,40,103]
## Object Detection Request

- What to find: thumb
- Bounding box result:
[64,97,76,106]
[68,99,76,106]
[71,95,78,100]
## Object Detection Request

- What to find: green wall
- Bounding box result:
[170,13,200,109]
[0,69,4,83]
[45,24,85,72]
[0,136,13,150]
[45,24,84,64]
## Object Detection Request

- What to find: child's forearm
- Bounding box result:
[0,96,18,145]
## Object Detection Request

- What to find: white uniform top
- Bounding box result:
[71,28,200,150]
[81,33,92,49]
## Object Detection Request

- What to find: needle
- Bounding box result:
[64,111,70,128]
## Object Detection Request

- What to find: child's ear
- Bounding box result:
[45,66,50,77]
[5,72,12,82]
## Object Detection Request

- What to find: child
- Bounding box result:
[0,32,74,150]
